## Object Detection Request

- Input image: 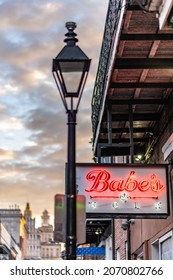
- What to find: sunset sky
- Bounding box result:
[0,0,109,225]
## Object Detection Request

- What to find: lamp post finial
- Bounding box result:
[65,21,77,31]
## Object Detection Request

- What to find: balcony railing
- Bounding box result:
[91,0,126,139]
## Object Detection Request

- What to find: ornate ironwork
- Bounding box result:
[91,0,126,140]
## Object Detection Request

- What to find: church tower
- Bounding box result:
[24,202,41,260]
[24,202,32,219]
[41,209,50,226]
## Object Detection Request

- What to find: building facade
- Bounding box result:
[91,0,173,260]
[0,223,21,260]
[24,203,41,259]
[0,207,27,259]
[38,209,61,259]
[0,206,62,260]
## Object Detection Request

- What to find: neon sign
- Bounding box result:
[76,164,169,218]
[85,170,165,193]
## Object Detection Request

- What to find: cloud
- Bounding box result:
[0,0,108,220]
[0,148,16,161]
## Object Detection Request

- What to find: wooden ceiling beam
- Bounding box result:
[110,82,173,88]
[106,98,168,105]
[120,33,173,40]
[114,58,173,69]
[101,127,156,133]
[99,137,149,143]
[103,113,160,121]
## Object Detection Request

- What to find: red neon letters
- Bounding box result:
[85,170,165,193]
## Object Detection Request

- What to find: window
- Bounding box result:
[159,231,173,260]
[116,249,121,260]
[134,245,143,260]
[152,231,173,260]
[125,241,128,259]
[137,252,143,260]
[151,239,159,260]
[57,248,59,256]
[42,248,45,257]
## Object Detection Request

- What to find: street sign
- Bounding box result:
[76,163,169,218]
[77,246,105,255]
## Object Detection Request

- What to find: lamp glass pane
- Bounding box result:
[59,61,85,72]
[62,72,82,93]
[59,61,85,94]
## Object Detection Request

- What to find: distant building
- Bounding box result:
[54,194,64,242]
[38,209,61,259]
[0,207,27,259]
[24,203,41,260]
[0,223,21,260]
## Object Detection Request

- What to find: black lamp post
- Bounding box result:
[52,22,91,260]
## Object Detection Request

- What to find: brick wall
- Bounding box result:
[130,94,173,259]
[149,94,173,164]
[114,219,127,260]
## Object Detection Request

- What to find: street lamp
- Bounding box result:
[52,22,91,260]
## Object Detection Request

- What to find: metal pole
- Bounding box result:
[107,104,112,145]
[129,103,134,164]
[127,222,131,260]
[127,103,134,260]
[65,109,77,259]
[111,218,115,260]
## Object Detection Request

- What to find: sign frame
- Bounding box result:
[54,194,86,243]
[76,163,170,219]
